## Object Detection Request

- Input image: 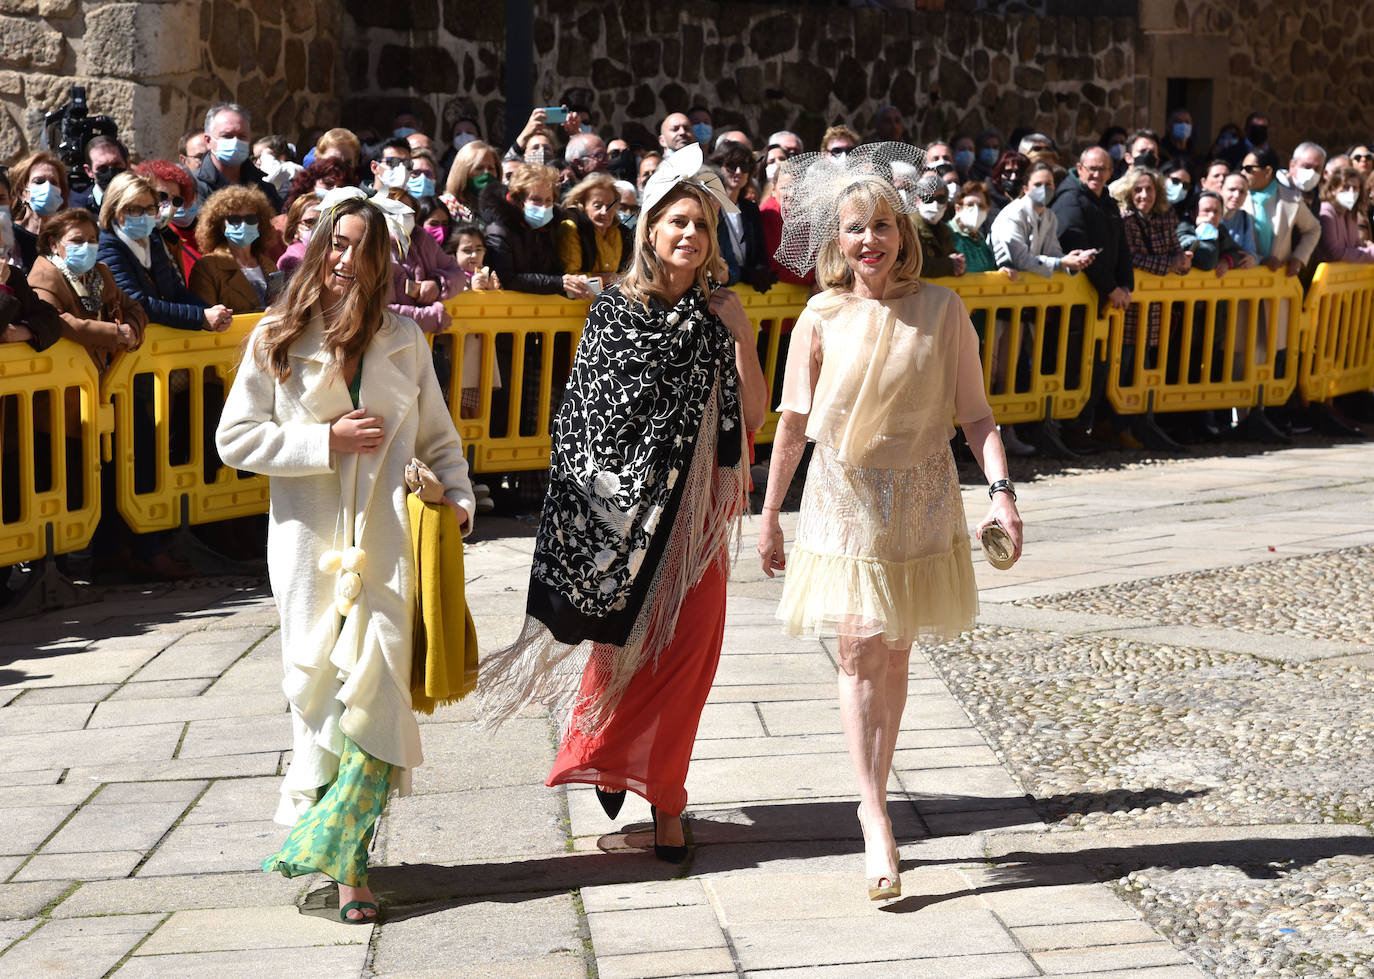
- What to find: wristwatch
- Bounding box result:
[989,478,1016,501]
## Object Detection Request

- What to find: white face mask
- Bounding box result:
[765,161,779,182]
[1292,167,1319,192]
[917,201,945,223]
[1337,188,1360,212]
[957,205,987,229]
[380,162,408,189]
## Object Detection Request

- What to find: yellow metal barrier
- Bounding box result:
[440,290,589,473]
[940,271,1106,424]
[0,338,107,564]
[1107,267,1304,416]
[100,315,268,534]
[737,282,811,443]
[1299,262,1374,402]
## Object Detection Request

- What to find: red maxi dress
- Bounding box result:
[547,554,728,816]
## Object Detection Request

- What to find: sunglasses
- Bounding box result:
[721,161,751,173]
[224,214,260,226]
[1241,164,1266,173]
[1353,153,1374,163]
[382,157,412,171]
[157,190,186,209]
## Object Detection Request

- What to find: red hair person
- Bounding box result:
[135,159,201,279]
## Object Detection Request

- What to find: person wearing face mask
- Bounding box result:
[381,189,464,335]
[8,151,70,271]
[970,129,1005,181]
[1316,166,1374,264]
[555,173,632,288]
[441,140,502,226]
[132,159,202,281]
[1220,112,1271,169]
[0,200,65,352]
[367,137,413,195]
[251,135,305,197]
[1177,190,1252,275]
[28,208,146,372]
[1122,130,1163,173]
[910,172,965,278]
[754,143,790,205]
[97,172,230,333]
[1163,165,1195,222]
[984,150,1029,226]
[951,135,976,178]
[481,163,588,300]
[405,149,442,203]
[1160,109,1198,176]
[947,182,1002,275]
[193,102,283,213]
[189,186,279,312]
[1276,141,1327,219]
[438,117,481,175]
[707,141,774,290]
[687,106,714,149]
[69,136,130,217]
[1099,126,1129,179]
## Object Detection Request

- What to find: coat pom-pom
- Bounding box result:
[337,571,363,600]
[335,595,355,616]
[318,550,343,574]
[341,546,367,573]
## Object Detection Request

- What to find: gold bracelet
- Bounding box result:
[760,504,780,512]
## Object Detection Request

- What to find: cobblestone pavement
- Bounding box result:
[0,438,1371,977]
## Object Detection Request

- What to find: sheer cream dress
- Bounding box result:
[775,282,992,655]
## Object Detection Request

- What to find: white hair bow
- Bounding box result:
[318,186,417,260]
[640,142,739,218]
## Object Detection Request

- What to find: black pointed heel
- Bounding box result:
[595,786,626,819]
[650,805,688,863]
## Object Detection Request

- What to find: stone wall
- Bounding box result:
[0,0,340,165]
[339,0,1143,154]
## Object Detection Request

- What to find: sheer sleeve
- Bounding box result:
[777,307,820,415]
[952,300,992,425]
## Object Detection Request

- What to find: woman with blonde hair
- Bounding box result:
[8,151,70,270]
[217,191,476,922]
[314,127,362,178]
[479,144,767,861]
[441,139,501,223]
[555,172,630,283]
[189,185,279,311]
[757,144,1022,902]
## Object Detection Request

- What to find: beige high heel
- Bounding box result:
[858,804,901,901]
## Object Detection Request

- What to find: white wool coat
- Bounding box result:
[216,309,475,824]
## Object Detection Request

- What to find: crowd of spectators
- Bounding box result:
[2,93,1374,579]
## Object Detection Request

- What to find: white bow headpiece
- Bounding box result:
[640,143,739,218]
[317,186,416,260]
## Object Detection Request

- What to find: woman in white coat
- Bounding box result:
[216,193,475,922]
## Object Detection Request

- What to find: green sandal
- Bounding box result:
[339,900,379,924]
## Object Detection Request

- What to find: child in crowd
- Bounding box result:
[1179,190,1253,275]
[451,223,501,291]
[415,196,454,254]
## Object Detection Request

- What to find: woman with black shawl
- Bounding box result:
[479,144,767,860]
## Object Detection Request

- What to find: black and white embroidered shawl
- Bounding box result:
[478,283,747,732]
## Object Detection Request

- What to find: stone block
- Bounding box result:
[0,701,92,735]
[137,819,283,876]
[580,879,709,914]
[598,947,735,979]
[587,904,726,957]
[119,945,369,979]
[1030,941,1190,974]
[1012,918,1164,952]
[132,641,248,681]
[43,800,190,854]
[0,805,79,855]
[64,750,280,785]
[369,894,582,974]
[175,713,291,758]
[135,905,368,955]
[14,849,142,881]
[380,784,565,866]
[178,776,279,824]
[1,914,162,979]
[84,2,200,78]
[87,692,283,728]
[0,16,62,72]
[49,870,305,918]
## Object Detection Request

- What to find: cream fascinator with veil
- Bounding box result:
[772,141,926,277]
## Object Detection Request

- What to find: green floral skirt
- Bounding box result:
[261,735,392,887]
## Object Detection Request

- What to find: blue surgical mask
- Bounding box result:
[28,179,61,216]
[407,173,436,199]
[215,137,250,167]
[692,122,712,146]
[978,147,1000,168]
[619,210,637,230]
[1171,122,1192,143]
[1166,180,1188,204]
[394,127,418,139]
[120,214,155,240]
[524,202,553,229]
[224,220,260,248]
[1195,221,1219,241]
[62,241,98,275]
[954,149,974,171]
[1109,143,1126,162]
[171,199,200,228]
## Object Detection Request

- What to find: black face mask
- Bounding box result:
[1247,125,1269,146]
[998,175,1020,197]
[94,165,126,191]
[1133,150,1158,170]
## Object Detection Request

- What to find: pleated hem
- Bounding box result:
[777,541,978,646]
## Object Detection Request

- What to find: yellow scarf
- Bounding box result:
[407,494,478,714]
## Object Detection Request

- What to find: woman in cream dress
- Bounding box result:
[757,145,1023,901]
